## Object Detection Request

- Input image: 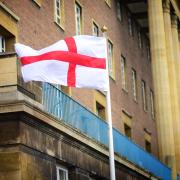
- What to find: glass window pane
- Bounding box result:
[108,40,113,76]
[55,0,61,24]
[75,3,82,35]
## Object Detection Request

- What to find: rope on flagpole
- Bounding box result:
[101,25,116,180]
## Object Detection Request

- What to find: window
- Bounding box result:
[150,90,155,119]
[128,15,133,36]
[147,44,151,61]
[96,102,106,120]
[56,165,68,180]
[54,0,64,27]
[107,40,113,77]
[124,123,131,139]
[145,140,151,153]
[122,110,132,139]
[92,22,99,37]
[144,129,151,153]
[0,26,15,53]
[0,36,5,52]
[75,2,82,35]
[132,69,137,101]
[117,0,122,21]
[121,56,127,90]
[142,80,147,111]
[138,31,142,48]
[94,91,106,120]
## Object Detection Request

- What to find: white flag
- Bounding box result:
[15,35,108,91]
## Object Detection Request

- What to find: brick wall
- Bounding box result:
[2,0,158,157]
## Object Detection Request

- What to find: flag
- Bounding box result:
[15,35,108,91]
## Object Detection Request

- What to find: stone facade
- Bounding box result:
[0,101,154,180]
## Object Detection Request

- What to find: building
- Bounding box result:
[0,0,179,179]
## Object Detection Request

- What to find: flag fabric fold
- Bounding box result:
[15,35,108,91]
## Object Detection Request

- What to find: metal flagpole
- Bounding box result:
[101,25,116,180]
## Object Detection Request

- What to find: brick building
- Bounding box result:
[0,0,179,179]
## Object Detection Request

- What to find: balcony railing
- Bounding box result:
[43,83,171,180]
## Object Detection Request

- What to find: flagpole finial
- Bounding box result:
[101,25,108,33]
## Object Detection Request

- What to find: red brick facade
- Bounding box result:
[2,0,158,157]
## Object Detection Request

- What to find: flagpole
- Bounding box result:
[101,26,116,180]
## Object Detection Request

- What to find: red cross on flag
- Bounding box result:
[15,35,108,91]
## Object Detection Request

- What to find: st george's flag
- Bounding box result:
[15,35,108,91]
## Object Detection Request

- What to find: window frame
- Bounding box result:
[75,1,82,35]
[96,101,106,120]
[145,139,151,153]
[107,39,114,78]
[132,68,137,101]
[94,91,106,120]
[121,55,127,91]
[124,123,132,139]
[117,0,122,22]
[150,90,155,119]
[141,80,147,111]
[92,21,99,37]
[138,31,142,49]
[128,15,133,36]
[147,44,151,61]
[54,0,65,29]
[56,165,68,180]
[0,36,5,53]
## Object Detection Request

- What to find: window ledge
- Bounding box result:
[97,90,106,96]
[32,0,41,8]
[0,51,16,58]
[122,108,132,119]
[0,2,20,21]
[105,0,111,8]
[122,87,128,94]
[54,21,65,32]
[109,75,116,82]
[143,109,148,113]
[133,98,138,104]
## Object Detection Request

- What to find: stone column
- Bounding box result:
[148,0,176,174]
[179,29,180,51]
[163,0,180,174]
[172,14,180,112]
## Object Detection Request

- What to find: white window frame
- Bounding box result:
[56,165,68,180]
[142,80,147,111]
[54,0,61,25]
[147,44,151,61]
[150,90,155,119]
[128,16,133,36]
[138,31,142,49]
[121,56,127,90]
[132,68,137,101]
[92,22,99,37]
[117,0,122,21]
[0,36,5,53]
[107,40,113,77]
[75,2,82,35]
